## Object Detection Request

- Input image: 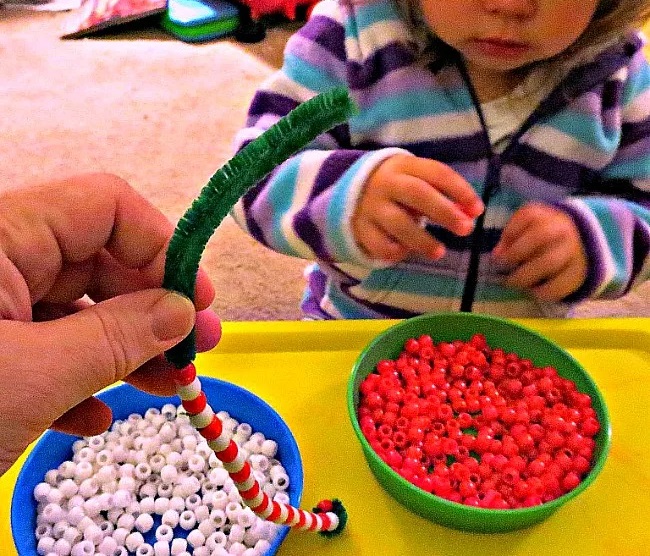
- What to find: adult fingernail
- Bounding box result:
[151,292,195,342]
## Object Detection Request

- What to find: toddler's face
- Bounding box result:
[419,0,599,73]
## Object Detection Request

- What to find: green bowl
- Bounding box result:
[347,313,611,533]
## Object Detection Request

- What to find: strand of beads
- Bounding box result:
[173,362,347,537]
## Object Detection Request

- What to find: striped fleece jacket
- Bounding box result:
[231,0,650,319]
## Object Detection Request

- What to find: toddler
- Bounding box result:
[231,0,650,319]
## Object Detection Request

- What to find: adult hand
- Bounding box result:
[492,202,588,302]
[0,174,221,476]
[352,154,484,263]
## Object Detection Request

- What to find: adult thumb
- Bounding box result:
[19,289,196,425]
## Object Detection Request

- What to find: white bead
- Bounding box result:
[76,516,94,534]
[242,549,258,556]
[225,501,241,523]
[228,524,245,544]
[208,468,229,487]
[155,524,174,543]
[87,435,105,451]
[118,463,135,478]
[237,507,256,528]
[125,531,145,552]
[153,496,170,515]
[35,524,53,540]
[262,483,276,499]
[58,461,77,479]
[192,547,210,556]
[78,478,99,499]
[153,540,171,556]
[161,509,179,528]
[161,404,177,420]
[170,538,188,556]
[116,513,135,531]
[37,536,56,555]
[139,482,158,499]
[139,496,156,515]
[187,528,206,548]
[52,520,68,539]
[70,540,94,556]
[249,455,269,473]
[136,544,155,556]
[165,452,182,468]
[235,423,252,440]
[149,454,166,473]
[45,469,61,486]
[196,443,212,460]
[112,445,129,464]
[227,487,242,503]
[177,377,202,400]
[53,538,72,555]
[168,495,185,513]
[97,536,118,556]
[228,541,247,556]
[157,465,177,487]
[210,509,227,529]
[112,527,130,546]
[95,449,114,467]
[273,491,290,505]
[75,447,96,464]
[41,503,65,524]
[187,454,205,473]
[56,480,77,500]
[254,540,271,555]
[113,489,132,508]
[73,461,94,482]
[34,482,52,503]
[118,476,137,493]
[194,504,210,522]
[185,493,201,511]
[82,524,103,545]
[179,509,196,530]
[134,513,155,534]
[82,497,102,518]
[182,434,198,452]
[210,491,228,513]
[205,531,227,550]
[210,547,229,556]
[126,500,141,516]
[157,482,175,499]
[197,518,215,538]
[62,527,82,546]
[65,507,84,528]
[260,440,277,458]
[98,520,114,537]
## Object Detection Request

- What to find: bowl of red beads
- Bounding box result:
[347,312,610,533]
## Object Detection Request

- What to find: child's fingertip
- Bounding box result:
[431,245,446,259]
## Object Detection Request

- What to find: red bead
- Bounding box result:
[198,415,223,441]
[561,472,581,492]
[173,363,196,386]
[182,391,207,415]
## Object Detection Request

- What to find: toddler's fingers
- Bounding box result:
[391,176,477,236]
[359,221,409,262]
[409,158,484,217]
[531,266,584,302]
[373,207,445,259]
[504,248,571,290]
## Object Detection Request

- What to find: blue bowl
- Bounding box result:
[12,377,304,555]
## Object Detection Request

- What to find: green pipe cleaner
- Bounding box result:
[163,86,358,368]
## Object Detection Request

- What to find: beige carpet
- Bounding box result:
[1,9,649,320]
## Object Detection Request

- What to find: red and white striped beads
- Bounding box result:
[174,363,341,535]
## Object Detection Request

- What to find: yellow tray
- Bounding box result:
[2,318,649,555]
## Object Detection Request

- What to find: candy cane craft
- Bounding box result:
[162,87,356,538]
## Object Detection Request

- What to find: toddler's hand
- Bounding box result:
[352,155,484,262]
[493,202,588,301]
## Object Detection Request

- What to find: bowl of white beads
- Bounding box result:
[12,377,303,556]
